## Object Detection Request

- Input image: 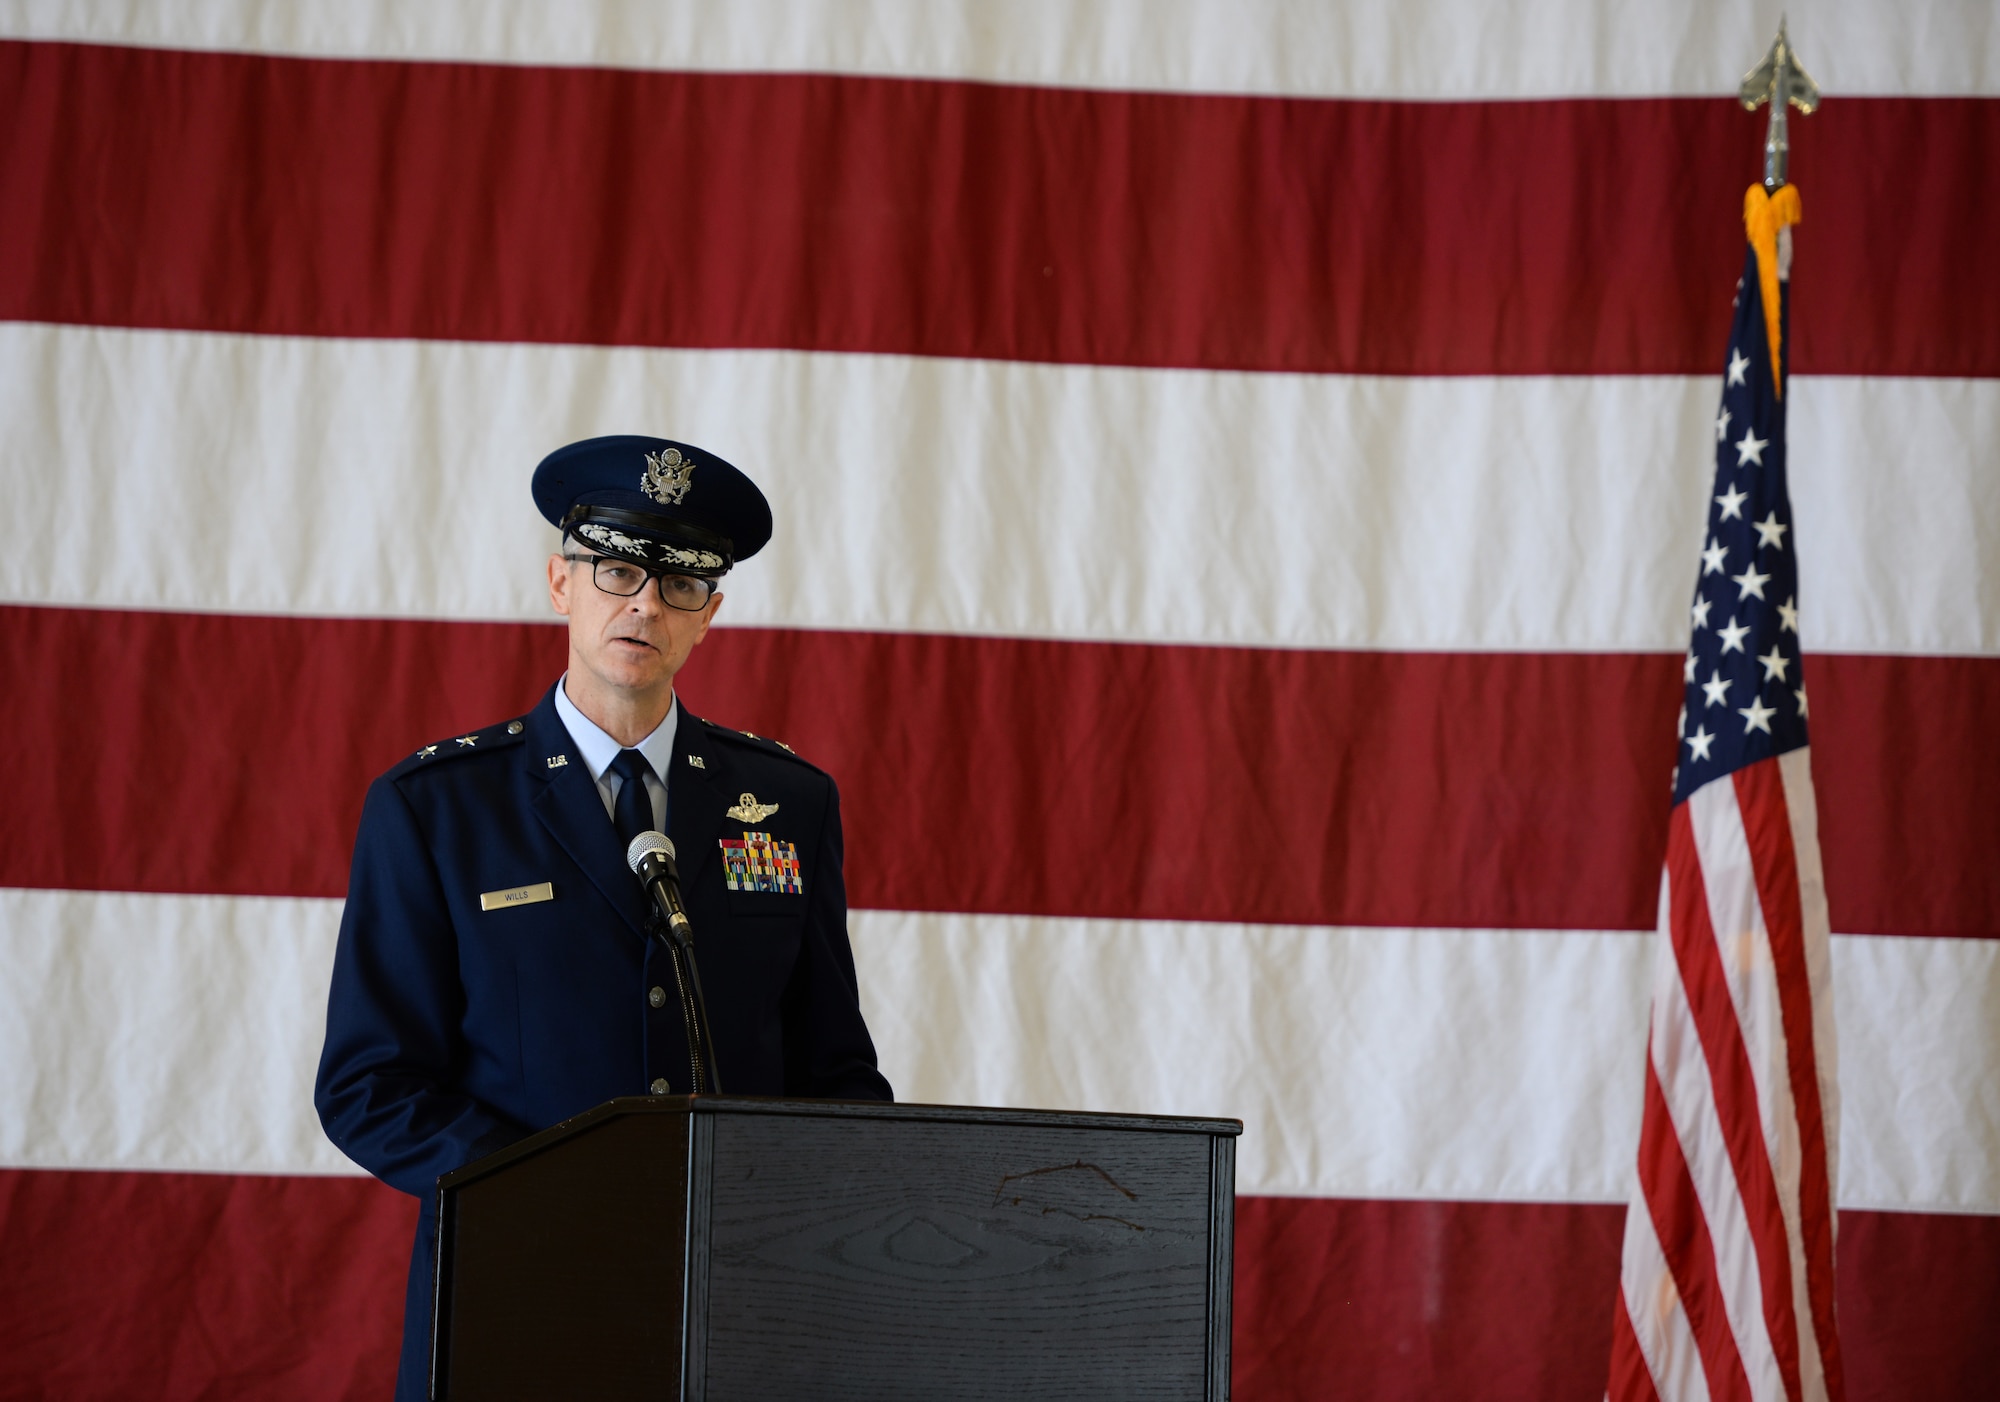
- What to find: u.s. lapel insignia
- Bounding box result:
[719,831,804,894]
[726,792,779,823]
[688,754,706,769]
[546,754,568,769]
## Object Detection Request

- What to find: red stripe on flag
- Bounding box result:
[1733,759,1846,1400]
[1637,1052,1756,1402]
[1665,800,1806,1401]
[4,1169,1994,1401]
[2,605,1994,935]
[0,41,1993,377]
[0,1168,414,1401]
[1609,1286,1667,1402]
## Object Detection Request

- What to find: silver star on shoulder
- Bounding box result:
[1777,596,1800,633]
[1701,669,1732,708]
[1753,511,1788,550]
[1701,537,1729,576]
[1735,427,1769,468]
[1739,696,1777,734]
[1794,686,1809,718]
[1758,646,1791,682]
[1691,596,1713,630]
[1685,724,1716,761]
[1715,406,1732,443]
[1715,485,1748,521]
[1717,616,1751,654]
[418,744,439,758]
[456,735,477,747]
[1732,564,1771,600]
[1727,349,1751,386]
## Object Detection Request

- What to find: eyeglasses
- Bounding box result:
[564,554,719,612]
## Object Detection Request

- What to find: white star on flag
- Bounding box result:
[1738,696,1777,734]
[1684,650,1698,683]
[1795,686,1810,718]
[1736,427,1769,467]
[1701,670,1732,708]
[1684,724,1716,761]
[1717,616,1750,653]
[1777,596,1800,633]
[1691,597,1713,630]
[1732,564,1771,600]
[1753,512,1788,550]
[1715,406,1732,442]
[1726,348,1750,385]
[1759,646,1791,682]
[1716,485,1748,520]
[1701,537,1729,575]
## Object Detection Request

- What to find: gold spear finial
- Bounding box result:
[1739,17,1821,189]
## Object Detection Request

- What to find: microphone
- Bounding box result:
[625,830,722,1093]
[626,830,693,941]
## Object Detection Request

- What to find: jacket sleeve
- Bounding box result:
[314,774,530,1196]
[781,775,894,1100]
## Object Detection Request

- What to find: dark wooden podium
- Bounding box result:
[431,1096,1240,1400]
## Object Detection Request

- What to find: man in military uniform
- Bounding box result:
[315,435,891,1401]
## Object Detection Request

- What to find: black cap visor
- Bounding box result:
[562,505,735,578]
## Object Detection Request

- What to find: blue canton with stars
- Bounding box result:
[1673,242,1808,804]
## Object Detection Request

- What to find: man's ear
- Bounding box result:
[690,591,723,646]
[548,554,572,616]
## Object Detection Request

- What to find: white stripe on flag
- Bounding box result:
[0,0,1988,98]
[2,324,1992,656]
[1687,777,1827,1401]
[1620,1201,1716,1402]
[1646,883,1787,1402]
[2,886,1994,1210]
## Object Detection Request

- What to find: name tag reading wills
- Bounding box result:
[480,882,554,912]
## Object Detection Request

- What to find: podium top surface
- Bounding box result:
[439,1094,1241,1190]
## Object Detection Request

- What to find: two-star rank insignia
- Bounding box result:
[719,831,804,894]
[455,735,477,747]
[417,744,439,758]
[726,792,780,823]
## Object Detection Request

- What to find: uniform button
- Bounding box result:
[650,1078,670,1096]
[649,986,666,1008]
[506,720,524,735]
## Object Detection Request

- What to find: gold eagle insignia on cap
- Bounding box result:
[726,792,780,823]
[641,446,696,505]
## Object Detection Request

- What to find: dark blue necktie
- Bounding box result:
[608,748,658,852]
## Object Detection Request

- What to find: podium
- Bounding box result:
[431,1096,1241,1400]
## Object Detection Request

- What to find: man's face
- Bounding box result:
[548,549,722,699]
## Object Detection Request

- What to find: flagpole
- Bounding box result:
[1739,18,1821,191]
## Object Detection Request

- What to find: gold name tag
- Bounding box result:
[480,882,554,911]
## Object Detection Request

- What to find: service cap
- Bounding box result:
[532,435,771,578]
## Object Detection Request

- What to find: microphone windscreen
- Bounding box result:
[626,829,672,874]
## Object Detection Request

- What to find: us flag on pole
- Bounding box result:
[1608,181,1845,1402]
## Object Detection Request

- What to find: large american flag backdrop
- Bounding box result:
[1,3,1994,1397]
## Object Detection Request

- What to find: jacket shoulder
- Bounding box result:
[697,717,831,781]
[382,716,531,783]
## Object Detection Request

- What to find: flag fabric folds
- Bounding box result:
[1612,186,1844,1402]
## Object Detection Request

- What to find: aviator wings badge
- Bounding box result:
[640,446,696,505]
[726,792,780,823]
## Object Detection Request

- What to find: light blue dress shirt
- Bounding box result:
[552,675,676,834]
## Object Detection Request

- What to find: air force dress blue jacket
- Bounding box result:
[314,683,891,1398]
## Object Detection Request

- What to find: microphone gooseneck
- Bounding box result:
[626,830,723,1094]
